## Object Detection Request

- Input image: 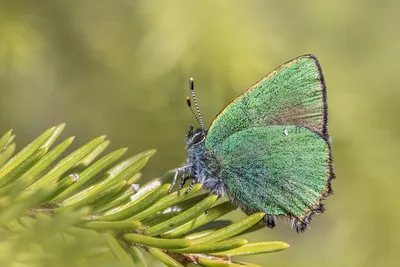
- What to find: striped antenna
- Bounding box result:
[186,97,201,127]
[188,77,205,131]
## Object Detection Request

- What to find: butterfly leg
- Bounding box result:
[168,170,179,194]
[177,175,191,196]
[168,167,186,194]
[184,178,197,195]
[264,214,276,228]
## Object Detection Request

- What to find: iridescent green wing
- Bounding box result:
[204,55,333,229]
[217,126,332,229]
[205,54,328,150]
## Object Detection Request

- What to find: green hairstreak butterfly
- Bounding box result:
[169,54,334,232]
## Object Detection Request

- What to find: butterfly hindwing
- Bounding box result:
[215,126,331,227]
[205,55,328,151]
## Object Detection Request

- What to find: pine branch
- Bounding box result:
[0,124,289,267]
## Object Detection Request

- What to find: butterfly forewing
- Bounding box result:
[205,55,328,151]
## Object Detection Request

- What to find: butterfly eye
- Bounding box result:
[190,130,205,145]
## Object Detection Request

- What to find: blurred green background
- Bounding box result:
[1,0,399,266]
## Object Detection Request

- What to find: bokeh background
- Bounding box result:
[1,0,399,266]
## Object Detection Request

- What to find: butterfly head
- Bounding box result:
[185,78,206,148]
[186,126,206,148]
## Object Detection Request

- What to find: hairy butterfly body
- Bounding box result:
[170,54,334,232]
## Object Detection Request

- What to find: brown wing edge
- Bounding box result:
[308,54,329,141]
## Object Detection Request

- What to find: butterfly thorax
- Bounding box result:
[184,127,225,196]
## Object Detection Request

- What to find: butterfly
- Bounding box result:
[169,54,334,232]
